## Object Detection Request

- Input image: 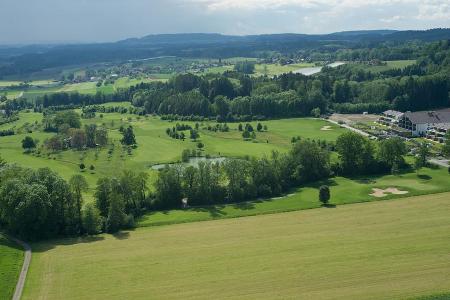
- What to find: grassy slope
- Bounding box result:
[23,192,450,300]
[139,166,450,227]
[0,234,24,300]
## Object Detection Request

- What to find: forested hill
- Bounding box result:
[1,29,450,77]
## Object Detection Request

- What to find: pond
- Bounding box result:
[151,157,227,170]
[293,61,346,76]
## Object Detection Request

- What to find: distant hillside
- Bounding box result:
[1,29,450,77]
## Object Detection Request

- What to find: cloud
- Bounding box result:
[0,0,449,44]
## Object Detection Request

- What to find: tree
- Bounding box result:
[319,185,330,206]
[238,124,243,131]
[197,142,204,150]
[442,132,450,158]
[415,142,429,169]
[69,175,89,231]
[121,126,136,146]
[181,149,190,163]
[85,124,97,148]
[190,129,199,141]
[22,136,36,150]
[95,177,111,217]
[291,140,330,183]
[257,123,263,132]
[336,132,375,176]
[106,193,125,233]
[79,163,86,171]
[311,108,321,118]
[378,137,407,169]
[242,130,251,139]
[70,129,87,150]
[82,203,102,235]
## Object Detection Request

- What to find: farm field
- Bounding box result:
[0,234,24,300]
[23,192,450,300]
[0,109,347,189]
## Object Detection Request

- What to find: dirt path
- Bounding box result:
[11,237,31,300]
[326,119,371,137]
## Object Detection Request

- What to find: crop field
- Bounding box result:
[23,192,450,300]
[0,109,347,189]
[0,234,24,300]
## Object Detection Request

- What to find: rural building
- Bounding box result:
[426,123,450,143]
[398,110,450,136]
[378,110,404,126]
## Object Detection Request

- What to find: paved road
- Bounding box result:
[428,158,450,168]
[326,119,371,137]
[11,237,31,300]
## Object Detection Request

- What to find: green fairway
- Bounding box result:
[139,166,450,227]
[23,192,450,300]
[0,234,24,300]
[0,110,346,189]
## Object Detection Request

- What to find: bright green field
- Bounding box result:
[23,192,450,300]
[354,60,416,73]
[0,110,346,190]
[0,76,161,100]
[0,234,24,300]
[139,166,450,227]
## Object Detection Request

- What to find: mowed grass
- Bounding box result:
[0,234,24,300]
[253,62,315,77]
[139,166,450,227]
[23,192,450,300]
[0,110,346,189]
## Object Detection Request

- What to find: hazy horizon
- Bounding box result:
[1,0,450,45]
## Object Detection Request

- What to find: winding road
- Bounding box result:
[11,237,31,300]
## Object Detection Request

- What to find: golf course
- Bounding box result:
[22,192,450,300]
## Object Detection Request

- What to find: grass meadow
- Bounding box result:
[0,234,24,300]
[23,192,450,300]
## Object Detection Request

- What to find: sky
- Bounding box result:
[1,0,449,44]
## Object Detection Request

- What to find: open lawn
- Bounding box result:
[139,166,450,227]
[23,192,450,300]
[0,234,24,300]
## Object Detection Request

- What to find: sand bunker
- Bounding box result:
[320,126,332,131]
[370,187,409,198]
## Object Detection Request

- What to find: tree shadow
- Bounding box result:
[417,174,432,180]
[0,235,24,251]
[191,206,228,218]
[322,203,337,208]
[112,231,130,240]
[32,235,105,253]
[232,201,256,210]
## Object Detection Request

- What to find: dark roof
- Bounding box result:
[404,110,450,124]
